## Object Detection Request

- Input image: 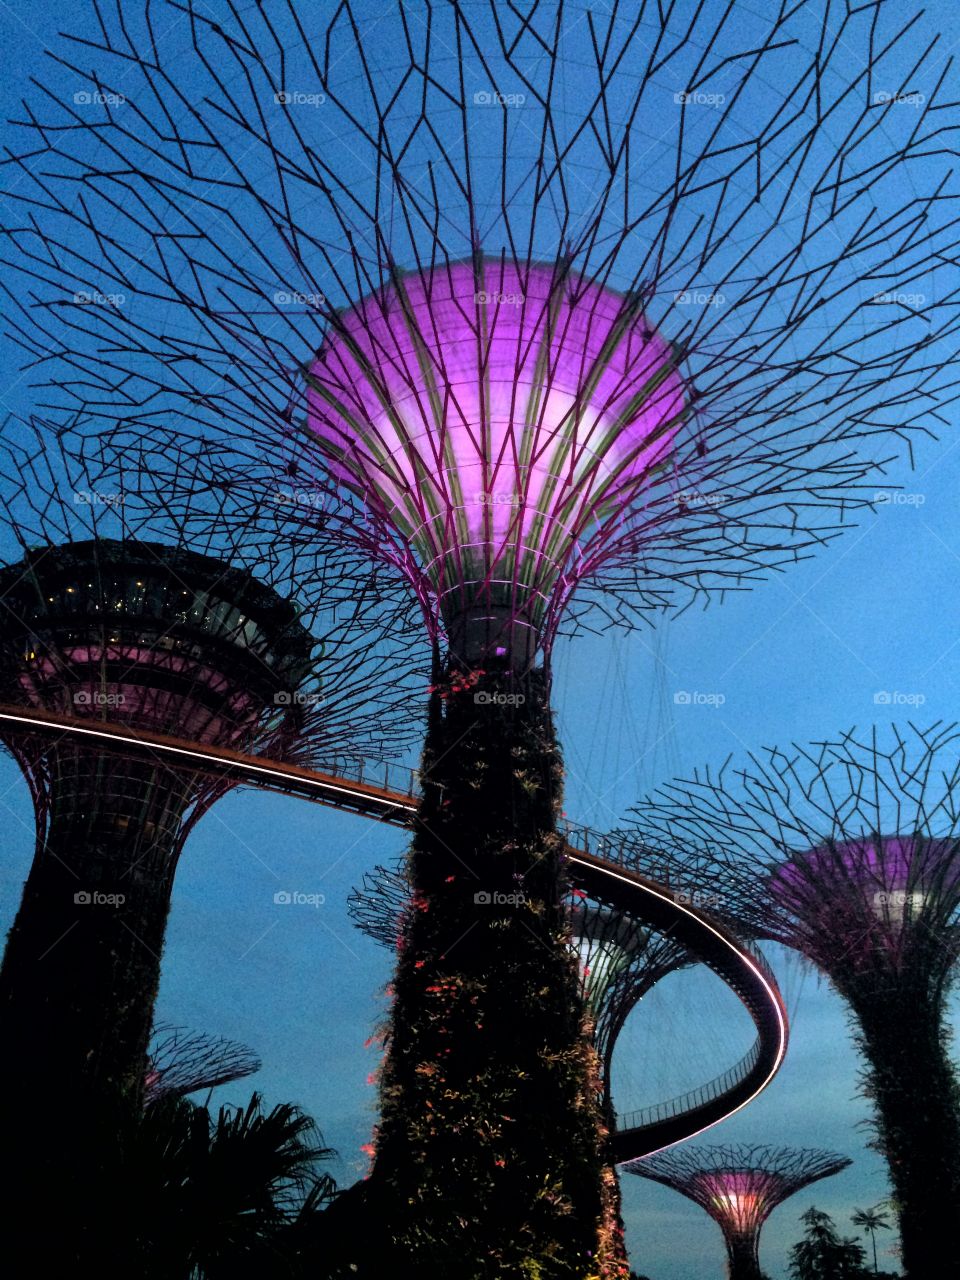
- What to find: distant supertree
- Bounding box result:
[623,723,960,1278]
[4,4,960,1276]
[348,860,688,1116]
[144,1025,261,1106]
[0,418,421,1198]
[625,1145,851,1280]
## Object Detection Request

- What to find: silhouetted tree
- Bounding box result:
[789,1208,868,1280]
[13,1091,336,1277]
[851,1205,893,1276]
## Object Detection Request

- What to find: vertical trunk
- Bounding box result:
[724,1231,762,1280]
[849,983,960,1280]
[363,668,623,1278]
[0,745,197,1116]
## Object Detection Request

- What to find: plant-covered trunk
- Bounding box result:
[356,668,624,1278]
[848,981,960,1280]
[724,1232,762,1280]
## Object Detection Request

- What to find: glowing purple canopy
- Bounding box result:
[766,835,960,973]
[689,1170,772,1234]
[771,836,960,919]
[306,259,686,663]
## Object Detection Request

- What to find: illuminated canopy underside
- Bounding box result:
[770,835,960,962]
[306,260,686,661]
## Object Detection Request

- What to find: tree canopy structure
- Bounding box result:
[0,417,421,1269]
[3,2,960,1276]
[144,1025,262,1105]
[623,723,960,1279]
[3,2,959,642]
[626,1145,851,1280]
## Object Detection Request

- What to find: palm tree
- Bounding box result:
[851,1205,892,1275]
[128,1091,337,1277]
[26,1091,337,1276]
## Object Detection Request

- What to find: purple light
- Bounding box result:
[306,259,686,656]
[770,835,960,956]
[19,647,262,746]
[691,1170,768,1232]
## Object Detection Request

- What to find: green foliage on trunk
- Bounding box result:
[342,668,623,1278]
[844,982,960,1279]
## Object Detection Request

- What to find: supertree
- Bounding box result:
[348,859,689,1121]
[0,418,422,1182]
[622,723,960,1278]
[3,3,960,1275]
[143,1025,261,1105]
[624,1144,851,1280]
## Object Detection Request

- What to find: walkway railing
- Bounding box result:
[616,1037,762,1134]
[0,702,788,1159]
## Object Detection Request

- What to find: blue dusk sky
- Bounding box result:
[1,3,959,1277]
